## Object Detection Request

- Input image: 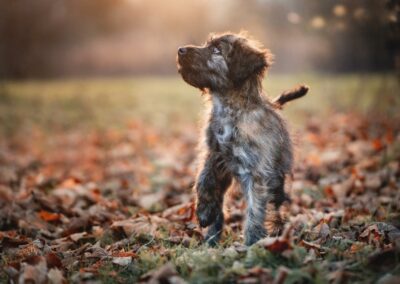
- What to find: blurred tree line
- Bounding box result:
[0,0,398,78]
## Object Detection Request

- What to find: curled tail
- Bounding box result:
[272,84,309,109]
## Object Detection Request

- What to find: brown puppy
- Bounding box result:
[177,32,307,246]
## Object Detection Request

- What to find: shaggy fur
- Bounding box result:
[177,32,306,246]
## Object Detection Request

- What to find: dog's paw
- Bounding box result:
[196,203,218,228]
[197,210,214,228]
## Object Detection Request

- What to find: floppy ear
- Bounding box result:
[228,39,272,87]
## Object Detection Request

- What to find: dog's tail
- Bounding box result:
[272,84,309,109]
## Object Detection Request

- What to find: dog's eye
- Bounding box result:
[212,46,221,55]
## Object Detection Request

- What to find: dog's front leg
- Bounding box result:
[195,152,232,246]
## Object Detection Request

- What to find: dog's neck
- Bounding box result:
[210,76,269,111]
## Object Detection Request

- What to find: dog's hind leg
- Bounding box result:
[241,175,268,246]
[242,174,287,246]
[265,174,286,237]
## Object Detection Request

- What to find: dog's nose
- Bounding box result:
[178,47,187,55]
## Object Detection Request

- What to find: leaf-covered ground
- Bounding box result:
[0,76,399,283]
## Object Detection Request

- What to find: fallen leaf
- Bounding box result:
[140,262,185,284]
[137,191,166,211]
[0,185,13,202]
[111,215,168,237]
[258,237,291,253]
[45,253,63,269]
[112,256,132,266]
[273,266,291,284]
[39,210,61,222]
[299,240,321,251]
[349,242,365,255]
[47,268,65,284]
[112,251,136,257]
[313,222,330,242]
[161,202,194,222]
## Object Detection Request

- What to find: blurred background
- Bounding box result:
[1,0,399,77]
[0,0,399,134]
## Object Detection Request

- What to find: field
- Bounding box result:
[0,74,399,283]
[1,74,398,134]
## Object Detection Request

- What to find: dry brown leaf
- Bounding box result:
[301,239,321,248]
[313,222,330,242]
[273,266,291,284]
[137,191,166,210]
[112,256,132,266]
[349,242,366,254]
[59,177,80,188]
[45,253,63,269]
[39,210,61,222]
[47,268,66,284]
[69,232,89,242]
[111,215,169,237]
[0,185,13,202]
[140,262,186,284]
[161,202,194,222]
[258,237,291,253]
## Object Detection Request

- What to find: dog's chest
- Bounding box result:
[210,97,258,176]
[211,97,236,145]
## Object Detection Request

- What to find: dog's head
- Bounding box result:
[177,32,272,92]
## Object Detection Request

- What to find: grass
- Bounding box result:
[0,73,398,135]
[92,238,399,283]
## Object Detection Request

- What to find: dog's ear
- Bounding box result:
[228,39,272,87]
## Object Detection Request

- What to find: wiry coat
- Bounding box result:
[177,32,292,246]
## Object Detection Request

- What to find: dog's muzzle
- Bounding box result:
[178,47,187,56]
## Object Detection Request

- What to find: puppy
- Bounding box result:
[177,32,307,246]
